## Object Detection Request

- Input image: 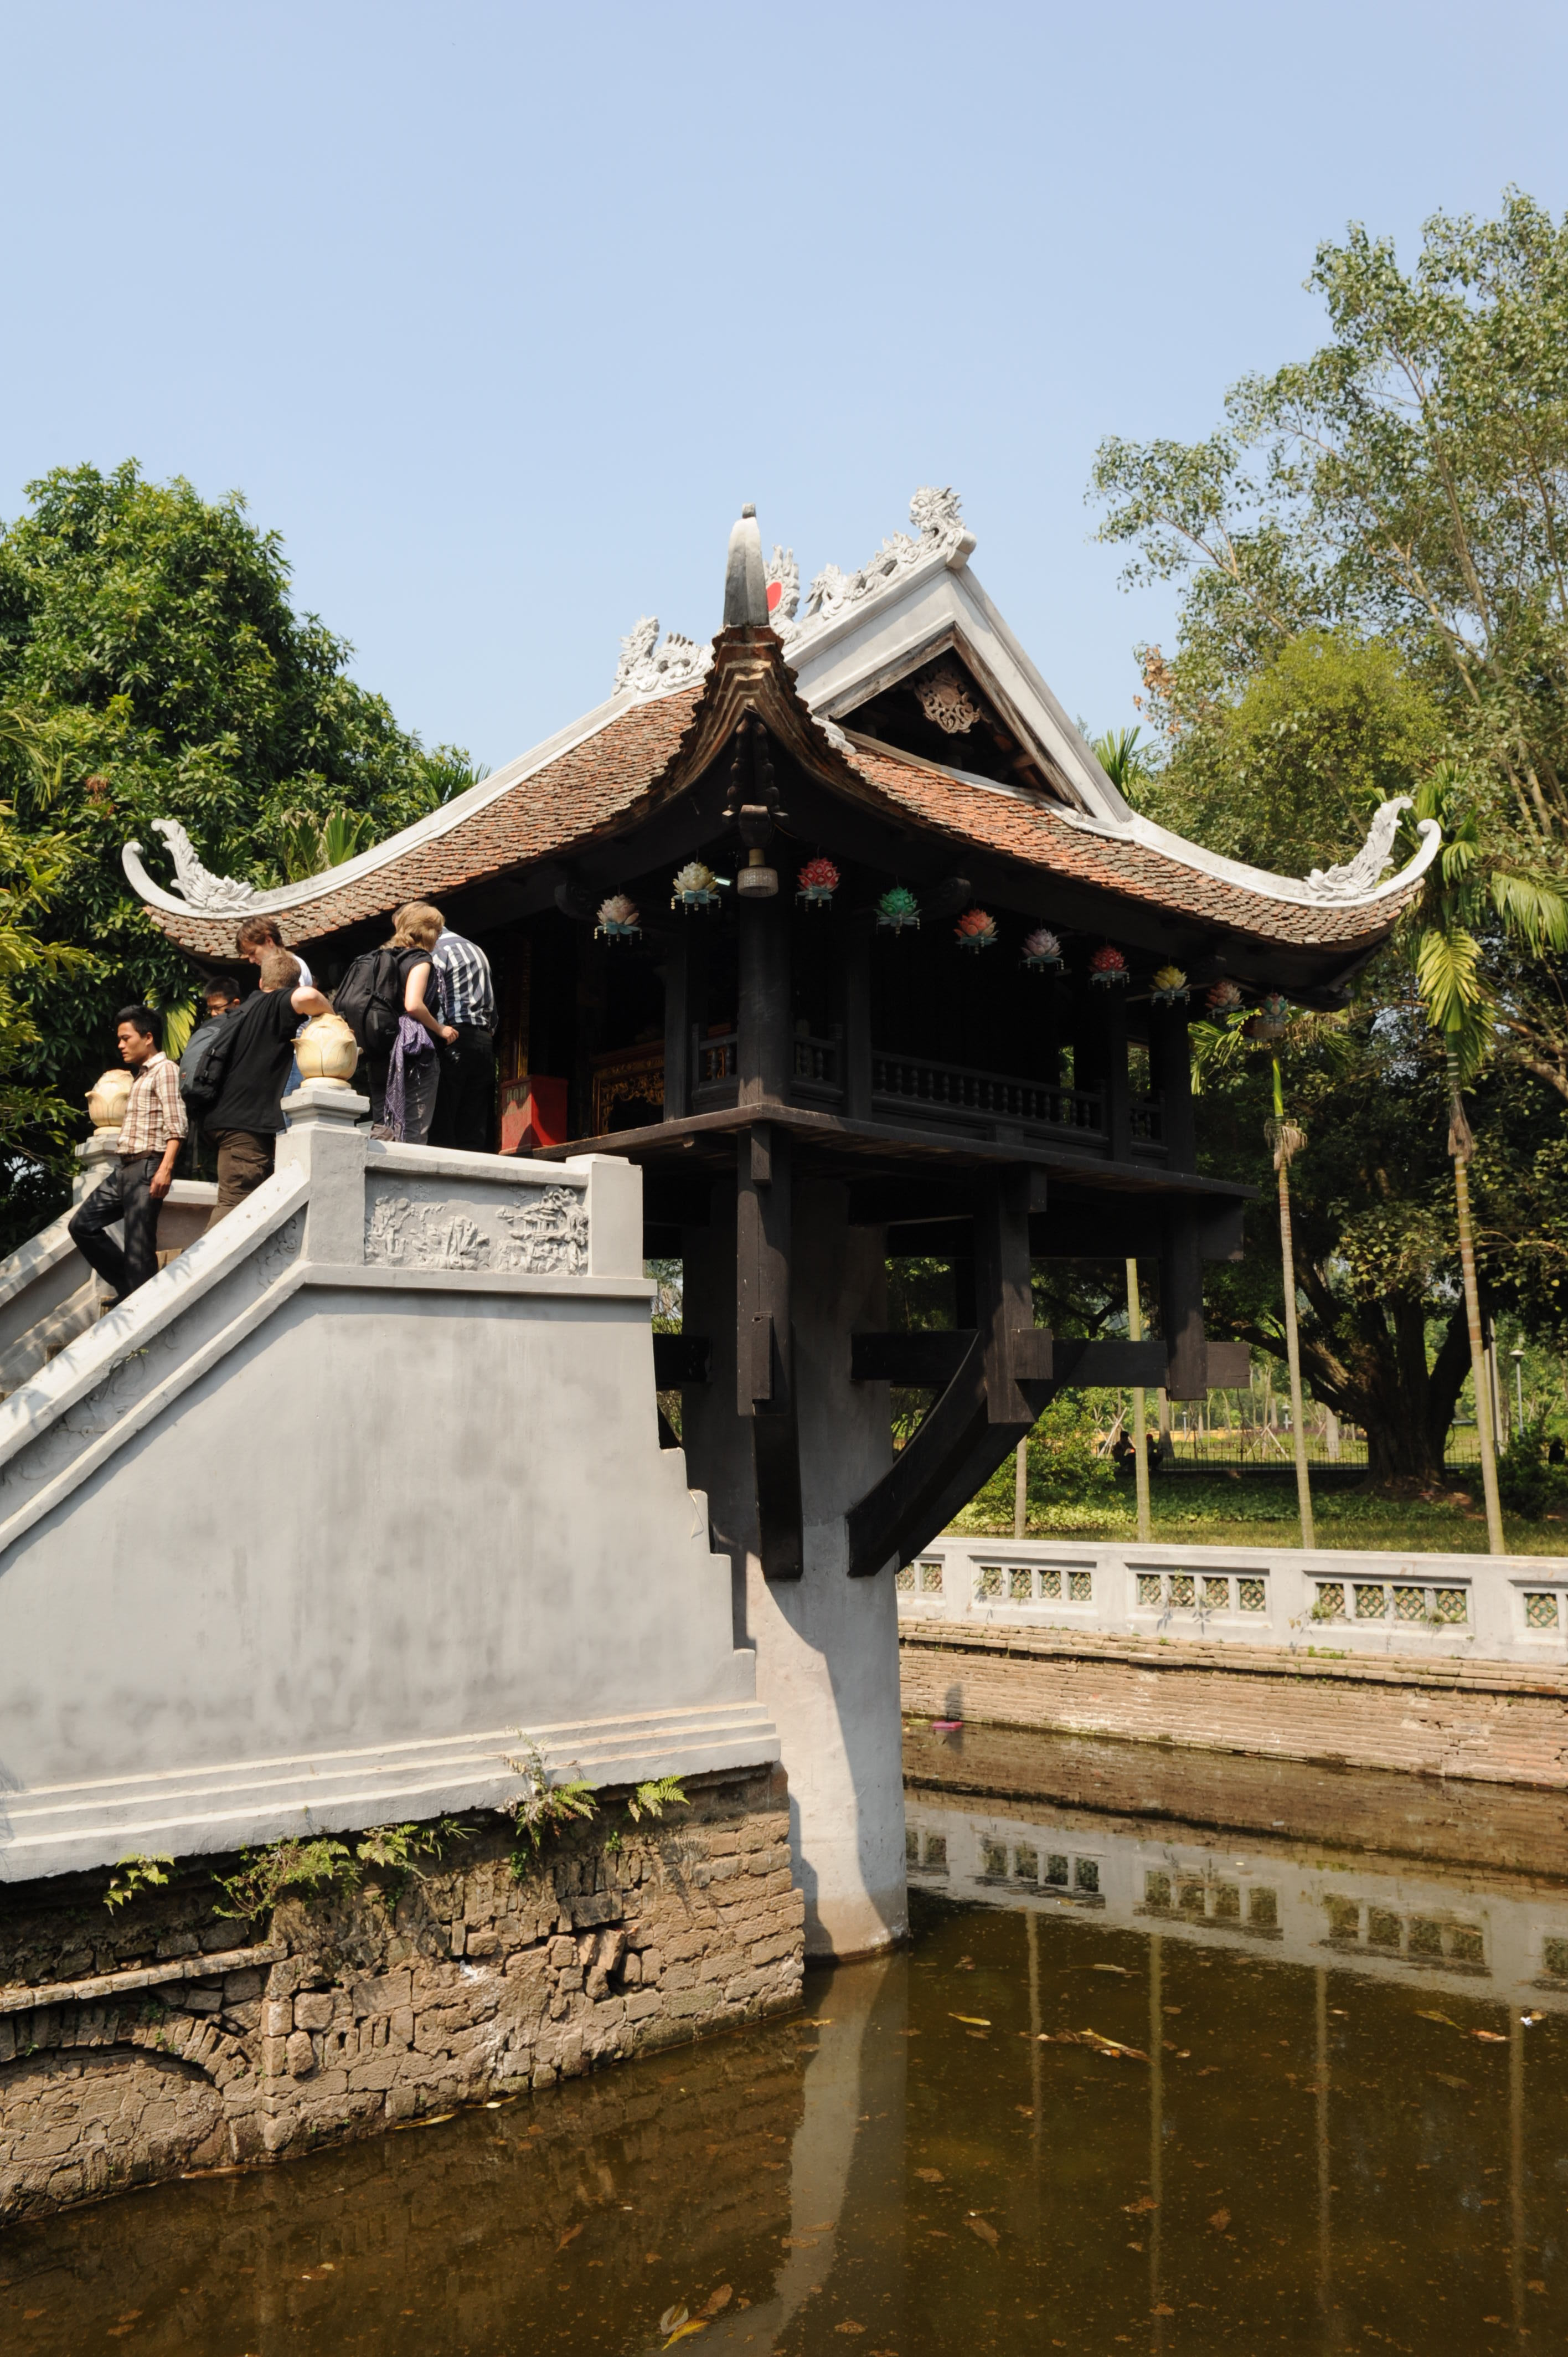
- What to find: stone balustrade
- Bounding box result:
[896,1533,1568,1668]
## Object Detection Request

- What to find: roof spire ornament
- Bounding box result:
[723,503,770,627]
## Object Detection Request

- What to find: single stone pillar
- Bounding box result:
[276,1080,371,1263]
[683,1178,905,1959]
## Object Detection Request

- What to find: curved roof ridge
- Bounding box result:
[122,686,647,920]
[1053,801,1442,914]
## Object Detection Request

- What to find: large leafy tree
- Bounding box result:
[1092,187,1568,1093]
[1090,188,1568,1485]
[0,461,471,1239]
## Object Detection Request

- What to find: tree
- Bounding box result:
[1195,1005,1479,1486]
[1091,189,1568,1099]
[0,795,92,1144]
[1089,189,1568,1489]
[1134,630,1442,876]
[0,460,472,1246]
[1396,763,1568,1545]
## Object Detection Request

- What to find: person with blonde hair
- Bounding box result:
[369,901,456,1143]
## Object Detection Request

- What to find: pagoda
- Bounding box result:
[125,490,1438,1954]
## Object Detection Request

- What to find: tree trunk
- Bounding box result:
[1126,1258,1151,1543]
[1452,1136,1505,1551]
[1232,1295,1470,1490]
[1275,1161,1315,1548]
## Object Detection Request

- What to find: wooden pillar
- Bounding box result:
[736,1121,802,1579]
[1103,989,1131,1163]
[662,925,706,1121]
[973,1165,1035,1424]
[1149,1000,1195,1170]
[1080,980,1131,1161]
[572,923,603,1141]
[1161,1198,1208,1400]
[843,912,873,1120]
[661,949,689,1123]
[738,881,790,1107]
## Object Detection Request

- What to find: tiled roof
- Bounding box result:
[840,741,1416,949]
[136,686,706,958]
[133,634,1427,960]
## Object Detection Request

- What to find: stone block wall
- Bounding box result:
[900,1624,1568,1787]
[0,1763,802,2224]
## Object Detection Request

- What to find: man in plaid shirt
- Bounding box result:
[68,1005,187,1306]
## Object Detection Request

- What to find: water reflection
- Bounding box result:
[3,1728,1566,2353]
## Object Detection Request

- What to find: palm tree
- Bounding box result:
[1090,725,1154,798]
[1404,765,1568,1554]
[1192,1003,1336,1548]
[1264,1048,1314,1548]
[1125,1259,1152,1542]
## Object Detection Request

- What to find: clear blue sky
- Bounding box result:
[4,1,1566,773]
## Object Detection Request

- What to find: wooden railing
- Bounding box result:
[695,1031,737,1087]
[870,1052,1105,1135]
[591,1043,665,1137]
[792,1031,842,1094]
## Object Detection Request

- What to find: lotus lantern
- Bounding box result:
[293,1012,360,1087]
[955,907,998,951]
[595,893,642,939]
[85,1068,133,1134]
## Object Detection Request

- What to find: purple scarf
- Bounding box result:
[383,1014,434,1141]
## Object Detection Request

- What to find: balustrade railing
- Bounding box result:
[870,1051,1104,1135]
[792,1031,842,1092]
[694,1031,738,1089]
[897,1534,1566,1667]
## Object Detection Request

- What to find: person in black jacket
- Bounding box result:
[202,951,329,1225]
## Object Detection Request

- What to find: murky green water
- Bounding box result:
[6,1727,1568,2353]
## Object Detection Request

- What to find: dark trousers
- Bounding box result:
[68,1153,161,1301]
[205,1130,275,1227]
[429,1025,497,1152]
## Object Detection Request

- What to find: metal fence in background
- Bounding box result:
[1113,1416,1486,1472]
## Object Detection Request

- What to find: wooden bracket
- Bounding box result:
[850,1330,974,1387]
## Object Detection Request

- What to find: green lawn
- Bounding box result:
[952,1470,1568,1556]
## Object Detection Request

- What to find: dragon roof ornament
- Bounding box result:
[1306,796,1422,904]
[795,486,971,638]
[122,818,260,914]
[612,617,713,701]
[611,490,969,696]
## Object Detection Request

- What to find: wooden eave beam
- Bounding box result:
[533,1097,1255,1201]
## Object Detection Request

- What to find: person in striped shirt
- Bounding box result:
[68,1005,187,1307]
[429,914,497,1152]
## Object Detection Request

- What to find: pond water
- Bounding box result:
[6,1726,1568,2354]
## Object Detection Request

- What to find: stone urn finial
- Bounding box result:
[294,1012,360,1088]
[85,1068,133,1133]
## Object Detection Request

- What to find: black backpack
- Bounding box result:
[179,1009,240,1115]
[333,948,404,1055]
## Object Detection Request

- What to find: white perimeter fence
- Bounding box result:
[898,1536,1568,1669]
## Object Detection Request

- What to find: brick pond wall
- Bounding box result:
[900,1624,1568,1788]
[902,1720,1568,1884]
[0,1763,802,2224]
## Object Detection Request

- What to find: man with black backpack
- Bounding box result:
[189,950,331,1224]
[180,978,242,1107]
